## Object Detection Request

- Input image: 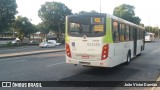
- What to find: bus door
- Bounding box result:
[133,29,137,56]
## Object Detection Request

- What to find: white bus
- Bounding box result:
[145,32,155,42]
[65,13,145,67]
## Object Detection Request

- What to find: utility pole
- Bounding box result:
[158,25,159,39]
[100,0,101,13]
[149,18,150,32]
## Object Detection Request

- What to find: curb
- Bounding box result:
[0,49,65,59]
[151,76,160,90]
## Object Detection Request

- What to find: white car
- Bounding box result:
[12,38,20,45]
[55,43,61,46]
[48,40,61,46]
[145,32,155,42]
[39,42,56,48]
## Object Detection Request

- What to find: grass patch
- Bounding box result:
[0,42,15,48]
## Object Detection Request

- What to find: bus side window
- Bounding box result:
[125,25,129,41]
[139,30,141,39]
[120,23,125,42]
[141,30,143,39]
[112,20,119,42]
[137,29,139,40]
[140,30,142,39]
[139,29,141,39]
[129,27,133,40]
[142,31,145,39]
[138,29,141,40]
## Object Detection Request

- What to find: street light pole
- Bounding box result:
[100,0,101,13]
[158,26,159,39]
[149,18,150,32]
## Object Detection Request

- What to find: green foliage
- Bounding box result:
[78,10,98,14]
[145,26,159,37]
[113,4,141,25]
[139,23,144,27]
[14,16,36,42]
[36,22,50,34]
[6,42,12,47]
[38,1,72,42]
[0,0,17,34]
[90,10,98,14]
[78,11,88,14]
[145,26,152,32]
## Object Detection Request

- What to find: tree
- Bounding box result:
[139,23,144,27]
[78,10,98,14]
[14,16,36,43]
[36,22,50,34]
[113,4,141,25]
[78,11,88,14]
[38,1,72,42]
[0,0,17,37]
[145,26,152,32]
[145,26,159,38]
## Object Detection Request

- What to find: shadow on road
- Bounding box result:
[60,65,139,81]
[58,64,140,87]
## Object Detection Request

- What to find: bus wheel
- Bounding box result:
[125,52,131,65]
[137,46,143,56]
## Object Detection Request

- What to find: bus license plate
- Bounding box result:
[82,55,89,59]
[79,61,90,65]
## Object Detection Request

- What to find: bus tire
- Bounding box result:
[125,51,131,65]
[137,53,141,56]
[137,46,143,56]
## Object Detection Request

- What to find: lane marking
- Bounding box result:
[46,62,65,67]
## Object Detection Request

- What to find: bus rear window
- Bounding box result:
[68,15,106,37]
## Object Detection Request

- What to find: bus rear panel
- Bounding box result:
[65,13,145,68]
[65,14,113,67]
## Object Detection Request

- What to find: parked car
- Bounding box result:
[55,42,61,46]
[29,40,39,45]
[39,42,56,48]
[48,40,61,46]
[11,38,20,45]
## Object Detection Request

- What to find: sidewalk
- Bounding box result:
[155,87,160,90]
[0,49,65,59]
[151,76,160,90]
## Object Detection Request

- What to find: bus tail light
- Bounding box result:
[101,44,109,60]
[66,43,72,58]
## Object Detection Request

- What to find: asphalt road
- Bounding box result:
[0,40,160,90]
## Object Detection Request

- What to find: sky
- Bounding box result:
[16,0,160,27]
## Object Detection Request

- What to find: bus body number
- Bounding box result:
[87,43,100,47]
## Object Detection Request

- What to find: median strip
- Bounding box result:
[0,49,65,59]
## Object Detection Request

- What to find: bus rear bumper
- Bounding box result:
[66,56,113,67]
